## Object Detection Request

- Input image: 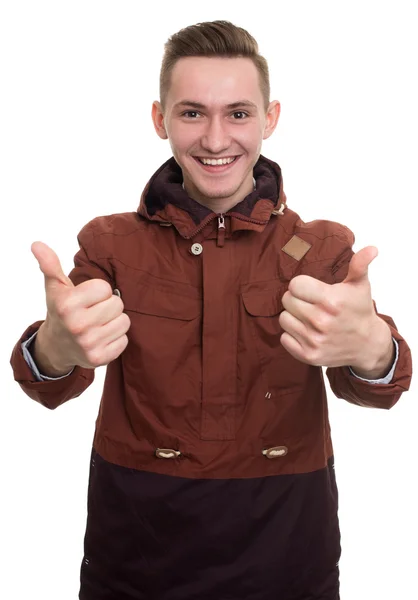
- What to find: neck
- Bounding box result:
[182,176,256,214]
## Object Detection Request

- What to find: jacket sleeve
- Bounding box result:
[10,218,115,410]
[325,232,413,409]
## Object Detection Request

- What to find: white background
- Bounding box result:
[1,1,417,598]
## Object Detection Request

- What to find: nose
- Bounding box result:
[200,116,231,154]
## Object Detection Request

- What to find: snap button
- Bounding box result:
[190,243,203,256]
[262,446,288,459]
[155,448,181,459]
[113,288,121,298]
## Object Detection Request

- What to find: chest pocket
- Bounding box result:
[241,283,310,397]
[119,276,202,411]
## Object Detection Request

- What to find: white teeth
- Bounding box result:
[199,157,236,166]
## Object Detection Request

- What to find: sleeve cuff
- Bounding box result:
[21,331,75,382]
[349,338,399,384]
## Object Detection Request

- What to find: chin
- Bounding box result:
[201,183,241,199]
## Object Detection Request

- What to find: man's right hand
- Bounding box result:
[31,241,131,374]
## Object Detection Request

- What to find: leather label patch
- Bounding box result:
[281,235,312,261]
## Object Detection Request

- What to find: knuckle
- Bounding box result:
[103,280,113,295]
[313,313,330,332]
[113,335,128,359]
[279,312,291,332]
[56,299,72,318]
[123,313,131,331]
[288,277,299,294]
[281,291,290,306]
[113,295,125,312]
[305,348,320,365]
[78,332,96,352]
[115,296,125,313]
[310,332,324,349]
[67,320,85,336]
[326,296,343,314]
[305,331,324,355]
[85,348,101,367]
[95,278,113,296]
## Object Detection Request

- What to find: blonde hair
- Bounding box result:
[160,20,270,112]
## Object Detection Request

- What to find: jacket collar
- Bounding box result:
[137,154,287,239]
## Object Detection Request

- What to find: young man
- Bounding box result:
[10,20,412,600]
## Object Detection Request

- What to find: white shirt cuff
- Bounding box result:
[21,331,75,381]
[349,338,399,384]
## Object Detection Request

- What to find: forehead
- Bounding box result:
[168,56,263,108]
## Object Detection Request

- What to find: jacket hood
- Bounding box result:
[137,154,287,239]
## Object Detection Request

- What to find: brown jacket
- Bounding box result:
[10,155,412,599]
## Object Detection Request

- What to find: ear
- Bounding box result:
[263,100,281,140]
[151,101,168,140]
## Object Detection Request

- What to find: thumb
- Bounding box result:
[343,246,378,284]
[31,241,75,291]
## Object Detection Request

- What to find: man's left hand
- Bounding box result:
[279,246,394,376]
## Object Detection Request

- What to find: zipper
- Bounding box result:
[183,212,272,241]
[184,213,218,240]
[217,213,226,247]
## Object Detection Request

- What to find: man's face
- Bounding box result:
[152,56,280,210]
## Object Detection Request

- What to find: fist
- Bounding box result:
[278,246,386,370]
[31,241,131,370]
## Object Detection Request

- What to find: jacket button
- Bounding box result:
[262,446,288,459]
[190,243,203,255]
[155,448,181,459]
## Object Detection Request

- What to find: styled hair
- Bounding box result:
[159,20,270,112]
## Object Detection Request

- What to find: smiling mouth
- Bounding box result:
[196,156,238,165]
[193,155,241,172]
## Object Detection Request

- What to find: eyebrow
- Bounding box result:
[173,100,258,111]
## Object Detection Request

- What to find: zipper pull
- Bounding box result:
[217,213,226,247]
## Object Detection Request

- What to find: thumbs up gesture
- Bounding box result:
[279,246,394,377]
[31,241,131,373]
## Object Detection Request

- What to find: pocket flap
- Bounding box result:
[123,284,200,321]
[241,289,284,317]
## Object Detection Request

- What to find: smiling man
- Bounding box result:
[11,20,412,600]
